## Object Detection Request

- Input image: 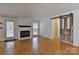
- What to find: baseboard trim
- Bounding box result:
[4,39,17,42]
[60,40,79,48]
[18,38,32,40]
[40,36,52,40]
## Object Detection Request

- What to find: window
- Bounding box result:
[33,23,38,35]
[6,21,14,38]
[33,23,38,29]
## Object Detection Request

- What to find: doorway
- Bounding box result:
[52,17,60,53]
[52,18,60,40]
[6,21,15,40]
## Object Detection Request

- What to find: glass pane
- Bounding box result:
[67,18,70,29]
[62,19,64,29]
[33,30,38,35]
[33,23,38,29]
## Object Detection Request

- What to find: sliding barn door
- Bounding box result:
[60,13,73,44]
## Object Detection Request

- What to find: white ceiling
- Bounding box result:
[0,3,79,18]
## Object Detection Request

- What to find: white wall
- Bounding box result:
[40,18,53,39]
[72,9,79,47]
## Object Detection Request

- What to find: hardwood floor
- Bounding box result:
[0,36,79,55]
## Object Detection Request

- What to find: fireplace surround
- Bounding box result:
[18,25,32,40]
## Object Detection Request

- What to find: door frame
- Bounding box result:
[5,20,15,40]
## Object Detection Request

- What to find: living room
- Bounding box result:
[0,3,79,55]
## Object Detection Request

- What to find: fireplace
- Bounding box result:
[20,31,30,38]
